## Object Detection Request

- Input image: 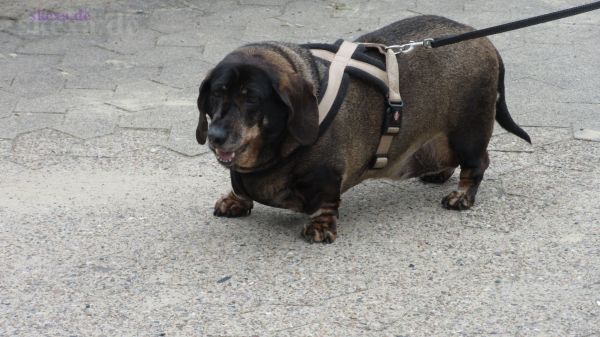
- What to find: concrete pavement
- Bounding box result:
[1,0,599,336]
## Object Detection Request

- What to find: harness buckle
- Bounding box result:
[383,100,403,134]
[371,155,388,169]
[386,38,435,54]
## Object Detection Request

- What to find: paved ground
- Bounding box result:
[1,0,600,336]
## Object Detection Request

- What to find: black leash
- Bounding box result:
[430,1,600,48]
[389,1,600,53]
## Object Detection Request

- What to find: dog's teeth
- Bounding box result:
[216,149,235,163]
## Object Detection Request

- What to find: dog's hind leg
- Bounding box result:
[406,134,458,183]
[441,71,496,210]
[420,168,456,184]
[442,135,490,210]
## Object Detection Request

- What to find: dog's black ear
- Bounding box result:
[272,73,319,146]
[196,75,212,145]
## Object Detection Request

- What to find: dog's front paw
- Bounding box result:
[442,190,474,210]
[214,191,253,217]
[302,213,337,243]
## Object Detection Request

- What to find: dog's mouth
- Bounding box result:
[215,149,235,164]
[212,144,248,166]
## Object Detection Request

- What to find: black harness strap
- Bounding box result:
[302,40,392,136]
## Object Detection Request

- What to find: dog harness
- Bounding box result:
[303,40,404,169]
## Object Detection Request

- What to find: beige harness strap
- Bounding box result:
[370,47,403,169]
[310,41,404,170]
[384,48,402,103]
[309,49,388,84]
[314,41,358,124]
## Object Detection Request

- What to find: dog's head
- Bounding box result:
[196,50,319,171]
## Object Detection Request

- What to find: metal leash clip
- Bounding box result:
[386,38,434,54]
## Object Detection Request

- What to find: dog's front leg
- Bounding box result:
[214,191,253,217]
[297,167,342,243]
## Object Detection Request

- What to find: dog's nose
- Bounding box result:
[208,126,227,146]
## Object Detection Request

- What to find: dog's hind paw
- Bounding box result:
[302,212,338,243]
[214,191,253,217]
[442,190,474,210]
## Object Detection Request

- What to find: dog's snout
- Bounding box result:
[208,126,227,146]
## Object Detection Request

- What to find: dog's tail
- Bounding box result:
[495,55,531,144]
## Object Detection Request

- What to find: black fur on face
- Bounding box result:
[197,62,290,169]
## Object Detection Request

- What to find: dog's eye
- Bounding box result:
[212,85,227,98]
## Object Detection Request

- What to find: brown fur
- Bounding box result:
[197,15,530,243]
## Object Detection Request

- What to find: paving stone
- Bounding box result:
[119,106,196,129]
[488,127,570,152]
[510,22,598,47]
[0,139,11,157]
[69,128,169,157]
[0,112,63,139]
[327,0,385,19]
[186,0,243,13]
[147,8,207,34]
[55,105,120,139]
[0,16,18,31]
[152,57,208,89]
[463,0,552,14]
[61,45,122,73]
[518,102,600,130]
[277,1,338,30]
[0,76,13,90]
[331,3,414,25]
[487,150,537,178]
[0,54,62,86]
[574,128,600,142]
[275,3,380,42]
[0,90,19,118]
[63,68,117,90]
[14,89,114,114]
[207,3,283,28]
[503,45,600,105]
[239,0,286,5]
[92,10,150,35]
[17,35,96,54]
[96,65,161,85]
[501,163,597,206]
[165,86,199,108]
[0,31,24,53]
[14,16,98,37]
[202,37,248,65]
[9,68,66,99]
[162,120,207,156]
[414,0,465,14]
[98,0,180,13]
[97,29,159,54]
[243,17,304,41]
[10,128,82,167]
[108,79,176,111]
[156,30,205,47]
[123,46,204,67]
[541,138,600,171]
